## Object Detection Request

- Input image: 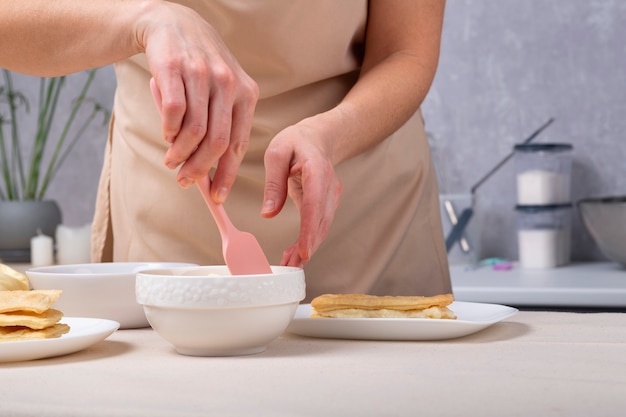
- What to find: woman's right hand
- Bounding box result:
[0,1,256,201]
[138,1,259,202]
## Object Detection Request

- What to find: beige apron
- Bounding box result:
[92,0,451,301]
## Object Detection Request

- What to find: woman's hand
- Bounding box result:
[262,121,342,267]
[0,1,258,202]
[139,2,259,201]
[260,0,444,266]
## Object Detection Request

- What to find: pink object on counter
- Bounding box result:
[493,262,513,271]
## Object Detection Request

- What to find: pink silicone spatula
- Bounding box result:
[148,78,271,274]
[196,176,272,275]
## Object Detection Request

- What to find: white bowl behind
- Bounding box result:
[26,262,196,329]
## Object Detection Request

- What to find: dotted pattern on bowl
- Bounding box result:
[136,274,306,307]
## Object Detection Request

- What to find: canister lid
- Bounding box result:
[577,195,626,205]
[514,143,573,153]
[515,203,573,212]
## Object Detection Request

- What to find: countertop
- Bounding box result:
[2,311,625,417]
[451,262,626,309]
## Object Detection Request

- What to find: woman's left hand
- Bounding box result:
[260,0,445,267]
[261,121,342,267]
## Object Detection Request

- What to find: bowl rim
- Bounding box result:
[577,196,626,205]
[136,265,303,278]
[135,265,306,308]
[26,262,198,276]
[514,142,573,152]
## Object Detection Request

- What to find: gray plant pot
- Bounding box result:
[0,200,62,262]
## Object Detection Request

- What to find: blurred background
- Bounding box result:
[423,0,625,262]
[7,0,625,263]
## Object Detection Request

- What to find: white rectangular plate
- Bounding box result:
[286,301,518,341]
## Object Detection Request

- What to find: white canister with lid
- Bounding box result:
[514,143,573,205]
[516,204,572,269]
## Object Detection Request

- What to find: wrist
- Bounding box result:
[304,103,359,166]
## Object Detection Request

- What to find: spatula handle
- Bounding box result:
[196,176,236,238]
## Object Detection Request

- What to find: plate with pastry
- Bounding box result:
[285,293,518,341]
[0,317,120,363]
[0,289,119,362]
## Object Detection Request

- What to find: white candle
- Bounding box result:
[31,230,54,267]
[56,224,92,265]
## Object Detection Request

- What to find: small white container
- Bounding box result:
[515,143,573,205]
[516,204,572,269]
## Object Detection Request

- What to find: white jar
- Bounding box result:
[515,143,573,205]
[516,204,572,269]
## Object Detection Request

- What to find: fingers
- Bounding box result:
[262,145,292,218]
[280,180,341,268]
[142,6,258,197]
[149,78,162,115]
[172,84,232,189]
[292,166,342,265]
[265,133,342,267]
[150,64,258,194]
[157,73,194,147]
[281,243,303,268]
[209,79,258,202]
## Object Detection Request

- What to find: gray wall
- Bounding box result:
[422,0,625,262]
[11,0,624,262]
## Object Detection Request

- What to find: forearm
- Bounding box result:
[309,0,445,165]
[313,56,438,165]
[0,0,148,76]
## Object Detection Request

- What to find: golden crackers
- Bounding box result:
[310,293,457,319]
[0,289,62,314]
[0,309,64,329]
[0,323,70,342]
[0,289,69,342]
[0,264,30,291]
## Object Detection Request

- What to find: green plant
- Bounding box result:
[0,68,109,201]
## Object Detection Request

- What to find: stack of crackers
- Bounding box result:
[0,265,70,342]
[310,293,457,319]
[0,290,70,342]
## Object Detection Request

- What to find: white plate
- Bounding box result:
[286,301,518,341]
[0,317,120,363]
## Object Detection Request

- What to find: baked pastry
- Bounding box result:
[0,289,69,342]
[0,264,30,291]
[0,289,62,314]
[310,293,457,319]
[0,324,70,342]
[0,309,64,330]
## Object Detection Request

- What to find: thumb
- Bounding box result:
[261,148,290,218]
[149,77,162,116]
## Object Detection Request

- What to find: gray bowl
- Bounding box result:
[578,196,626,266]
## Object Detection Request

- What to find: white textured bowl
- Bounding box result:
[136,266,306,357]
[26,262,196,329]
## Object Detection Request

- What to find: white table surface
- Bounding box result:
[451,262,626,308]
[1,311,625,417]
